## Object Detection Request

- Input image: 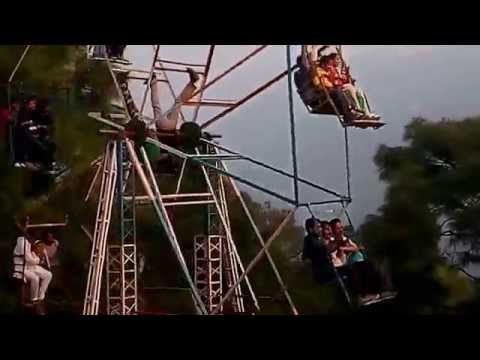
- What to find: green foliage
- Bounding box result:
[0,46,110,313]
[359,116,480,312]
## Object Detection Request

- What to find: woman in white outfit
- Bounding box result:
[13,232,52,306]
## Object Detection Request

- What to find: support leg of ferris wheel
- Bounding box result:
[196,147,260,312]
[194,234,223,314]
[84,52,158,314]
[83,141,118,315]
[215,148,299,315]
[211,208,297,315]
[106,139,138,315]
[131,142,207,314]
[196,145,225,313]
[102,53,142,315]
[218,169,245,312]
[86,137,207,315]
[194,142,244,313]
[207,142,245,313]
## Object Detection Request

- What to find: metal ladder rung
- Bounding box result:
[154,66,205,75]
[184,100,236,108]
[156,58,207,68]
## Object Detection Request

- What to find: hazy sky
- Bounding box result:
[124,45,480,227]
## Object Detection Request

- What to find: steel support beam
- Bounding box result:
[211,208,296,315]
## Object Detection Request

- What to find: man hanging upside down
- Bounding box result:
[149,67,202,132]
[145,68,202,174]
[114,67,202,173]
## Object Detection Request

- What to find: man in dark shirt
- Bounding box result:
[31,98,56,171]
[13,96,38,166]
[303,218,337,285]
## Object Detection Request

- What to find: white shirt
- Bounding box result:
[332,250,347,268]
[13,236,40,279]
[331,235,353,268]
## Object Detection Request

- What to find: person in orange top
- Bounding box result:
[327,54,380,121]
[312,57,361,123]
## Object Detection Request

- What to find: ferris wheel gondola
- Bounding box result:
[295,45,385,130]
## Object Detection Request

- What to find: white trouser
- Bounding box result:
[342,83,371,115]
[150,77,201,131]
[24,266,52,301]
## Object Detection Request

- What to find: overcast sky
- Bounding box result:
[124,45,480,227]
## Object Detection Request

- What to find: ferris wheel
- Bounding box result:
[84,45,384,315]
[3,45,389,315]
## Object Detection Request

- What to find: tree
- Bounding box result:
[0,46,112,312]
[358,116,480,312]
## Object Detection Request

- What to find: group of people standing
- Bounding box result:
[12,225,59,314]
[303,217,393,306]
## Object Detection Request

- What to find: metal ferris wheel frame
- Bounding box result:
[93,45,352,206]
[6,44,355,315]
[84,44,355,315]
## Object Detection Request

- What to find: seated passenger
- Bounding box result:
[312,57,362,124]
[303,218,337,285]
[320,221,345,267]
[31,98,57,173]
[35,98,54,128]
[330,218,383,304]
[327,53,380,121]
[34,230,60,269]
[13,96,38,167]
[320,220,353,297]
[13,229,52,314]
